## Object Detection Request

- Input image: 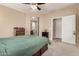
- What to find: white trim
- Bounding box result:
[49,14,76,44]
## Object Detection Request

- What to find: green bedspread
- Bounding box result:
[0,36,48,56]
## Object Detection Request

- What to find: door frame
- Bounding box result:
[30,17,39,36]
[50,15,77,44]
[53,18,62,41]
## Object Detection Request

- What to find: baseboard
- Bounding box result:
[53,38,62,39]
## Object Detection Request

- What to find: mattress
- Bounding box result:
[0,36,48,56]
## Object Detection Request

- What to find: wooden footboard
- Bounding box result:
[33,44,48,56]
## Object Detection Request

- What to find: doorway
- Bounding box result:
[30,17,39,36]
[51,15,76,44]
[53,18,62,42]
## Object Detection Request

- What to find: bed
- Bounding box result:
[0,36,48,56]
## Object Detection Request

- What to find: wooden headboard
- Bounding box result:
[14,27,25,36]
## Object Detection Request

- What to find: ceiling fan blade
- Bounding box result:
[37,6,41,11]
[23,3,45,5]
[37,3,45,5]
[22,3,42,11]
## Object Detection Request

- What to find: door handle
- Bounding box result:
[73,31,76,35]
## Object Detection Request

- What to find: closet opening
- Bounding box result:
[53,18,62,42]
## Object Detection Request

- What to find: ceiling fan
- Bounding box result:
[23,3,45,11]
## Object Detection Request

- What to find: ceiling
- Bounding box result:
[0,3,76,15]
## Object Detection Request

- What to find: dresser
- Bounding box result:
[14,27,25,36]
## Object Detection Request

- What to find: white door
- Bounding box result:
[62,15,76,44]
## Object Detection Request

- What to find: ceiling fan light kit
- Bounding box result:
[31,4,37,10]
[23,3,45,11]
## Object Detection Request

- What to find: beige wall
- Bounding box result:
[1,4,79,44]
[26,5,78,38]
[25,4,78,43]
[76,4,79,44]
[25,14,47,36]
[36,4,79,44]
[0,5,26,37]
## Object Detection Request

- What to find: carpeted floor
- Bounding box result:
[42,41,79,56]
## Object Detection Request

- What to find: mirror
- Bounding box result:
[30,17,39,36]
